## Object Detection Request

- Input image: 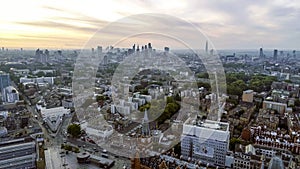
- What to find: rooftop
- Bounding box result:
[183,117,230,142]
[184,117,229,132]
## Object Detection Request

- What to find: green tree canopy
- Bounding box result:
[67,124,81,138]
[229,138,242,151]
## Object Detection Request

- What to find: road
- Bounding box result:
[67,137,131,167]
[22,92,74,169]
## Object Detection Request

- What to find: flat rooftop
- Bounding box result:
[0,141,35,154]
[182,117,230,142]
[90,154,114,165]
[184,117,229,132]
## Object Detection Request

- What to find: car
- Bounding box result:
[101,153,109,158]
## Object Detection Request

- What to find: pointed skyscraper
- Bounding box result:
[205,40,208,53]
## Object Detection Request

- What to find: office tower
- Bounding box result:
[57,50,62,56]
[141,46,144,51]
[91,48,95,57]
[0,72,11,92]
[133,44,136,52]
[35,48,41,62]
[210,49,214,55]
[45,49,49,57]
[41,49,49,63]
[35,49,48,63]
[259,47,264,58]
[293,50,296,57]
[164,47,169,53]
[181,116,230,167]
[273,49,278,60]
[103,55,108,65]
[205,40,208,53]
[148,43,152,51]
[136,45,140,52]
[142,110,150,136]
[1,47,4,52]
[279,50,284,57]
[97,46,102,57]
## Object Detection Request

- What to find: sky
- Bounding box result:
[0,0,300,50]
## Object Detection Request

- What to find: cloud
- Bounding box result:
[1,0,300,49]
[17,20,98,33]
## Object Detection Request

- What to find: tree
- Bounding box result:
[227,80,247,96]
[197,72,209,79]
[45,72,53,77]
[96,95,106,102]
[174,93,181,101]
[67,124,81,138]
[36,71,45,77]
[295,99,300,107]
[229,138,242,151]
[249,75,276,92]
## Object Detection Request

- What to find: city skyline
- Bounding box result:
[1,0,300,50]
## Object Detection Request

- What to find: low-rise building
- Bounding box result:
[2,86,19,103]
[242,90,254,103]
[262,101,287,114]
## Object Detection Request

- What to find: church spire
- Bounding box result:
[142,110,150,136]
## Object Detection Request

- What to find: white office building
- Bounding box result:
[20,77,54,85]
[2,86,19,103]
[181,117,230,167]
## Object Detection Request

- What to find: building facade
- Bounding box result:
[181,117,230,167]
[242,90,254,103]
[0,72,10,92]
[2,86,19,103]
[262,101,287,114]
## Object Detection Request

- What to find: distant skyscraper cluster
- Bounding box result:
[255,46,298,63]
[35,48,49,63]
[128,43,153,55]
